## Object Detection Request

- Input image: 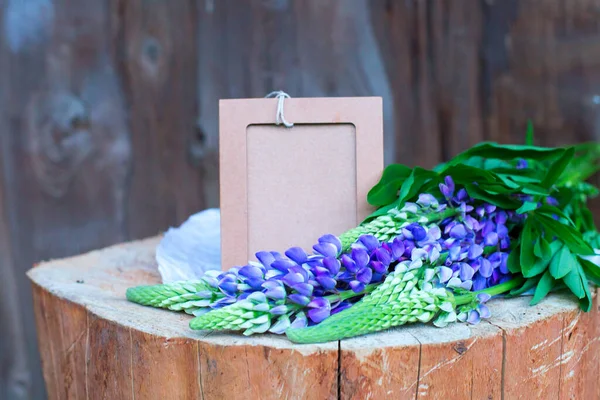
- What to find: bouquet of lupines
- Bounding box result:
[127,134,600,343]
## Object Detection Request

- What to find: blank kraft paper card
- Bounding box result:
[219,97,383,269]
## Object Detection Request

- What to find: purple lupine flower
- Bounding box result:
[455,188,468,202]
[349,280,365,293]
[256,251,276,268]
[358,235,380,252]
[288,294,311,306]
[270,305,289,315]
[417,193,439,208]
[331,301,352,315]
[307,298,331,323]
[186,173,527,334]
[472,275,487,291]
[315,273,337,290]
[439,176,455,199]
[285,247,307,265]
[356,267,373,284]
[468,244,484,260]
[484,232,499,246]
[459,263,475,281]
[290,312,308,329]
[218,275,238,295]
[263,280,286,300]
[403,223,427,242]
[450,224,467,239]
[546,196,559,206]
[271,258,295,272]
[323,257,341,275]
[293,283,314,297]
[318,234,342,253]
[351,247,370,268]
[466,310,481,324]
[313,242,339,258]
[437,266,453,283]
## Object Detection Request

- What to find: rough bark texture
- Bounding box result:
[28,237,600,400]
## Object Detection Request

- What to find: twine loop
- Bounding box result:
[265,91,294,128]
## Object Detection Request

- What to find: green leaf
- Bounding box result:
[549,245,574,279]
[521,184,550,196]
[443,142,567,171]
[509,277,539,296]
[562,265,585,299]
[493,167,545,182]
[530,270,556,306]
[496,175,522,189]
[483,158,513,170]
[367,164,412,206]
[579,257,600,286]
[534,237,552,261]
[507,246,522,274]
[520,221,537,273]
[541,147,575,188]
[536,205,574,225]
[533,213,595,256]
[523,257,552,278]
[464,184,521,209]
[526,120,534,145]
[396,167,438,207]
[579,287,593,312]
[516,201,539,215]
[578,262,593,312]
[525,240,564,278]
[579,205,596,233]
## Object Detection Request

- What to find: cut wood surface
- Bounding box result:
[28,237,600,400]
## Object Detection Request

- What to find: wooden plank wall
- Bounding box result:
[1,0,599,398]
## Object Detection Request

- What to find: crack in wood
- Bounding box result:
[85,312,90,400]
[557,314,566,400]
[196,342,205,400]
[487,321,507,400]
[409,332,423,400]
[337,340,341,400]
[129,328,135,400]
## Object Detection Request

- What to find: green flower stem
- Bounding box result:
[326,283,378,303]
[454,276,525,306]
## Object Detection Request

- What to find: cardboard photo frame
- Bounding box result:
[219,97,383,269]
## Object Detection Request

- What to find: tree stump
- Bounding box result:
[28,237,600,400]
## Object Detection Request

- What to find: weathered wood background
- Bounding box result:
[0,0,599,398]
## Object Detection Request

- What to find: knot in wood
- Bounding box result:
[26,91,93,197]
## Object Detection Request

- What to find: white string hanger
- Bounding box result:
[265,91,294,128]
